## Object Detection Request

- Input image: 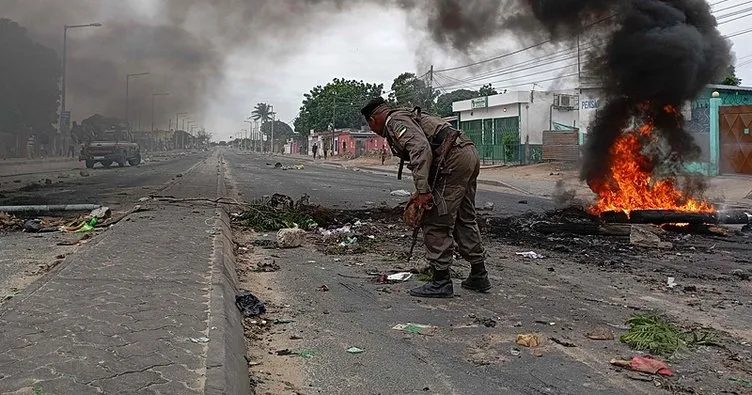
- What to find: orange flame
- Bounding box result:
[589,116,713,215]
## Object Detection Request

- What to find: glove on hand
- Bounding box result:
[403,193,433,228]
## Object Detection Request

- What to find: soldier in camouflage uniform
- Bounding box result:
[361,97,491,298]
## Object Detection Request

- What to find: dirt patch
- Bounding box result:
[233,232,307,394]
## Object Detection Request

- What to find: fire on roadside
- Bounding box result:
[588,106,714,216]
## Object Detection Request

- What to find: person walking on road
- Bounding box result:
[380,144,387,165]
[361,97,491,298]
[312,143,319,160]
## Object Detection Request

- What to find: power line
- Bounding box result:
[432,1,741,75]
[713,1,747,14]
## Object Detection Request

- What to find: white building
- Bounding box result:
[452,90,581,162]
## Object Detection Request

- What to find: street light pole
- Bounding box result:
[60,22,101,155]
[125,72,149,131]
[151,93,169,133]
[269,105,275,154]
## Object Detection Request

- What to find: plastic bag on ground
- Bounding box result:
[235,291,266,317]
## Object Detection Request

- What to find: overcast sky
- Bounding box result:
[207,1,752,141]
[4,1,750,141]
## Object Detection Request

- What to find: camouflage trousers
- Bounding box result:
[422,144,485,271]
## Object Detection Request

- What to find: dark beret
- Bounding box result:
[361,97,387,118]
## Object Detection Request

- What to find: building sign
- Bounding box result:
[471,97,488,109]
[581,99,598,110]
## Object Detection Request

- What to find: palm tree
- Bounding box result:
[251,103,274,123]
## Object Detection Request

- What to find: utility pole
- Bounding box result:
[60,23,101,155]
[244,120,253,150]
[151,92,169,134]
[331,94,336,155]
[576,34,582,90]
[428,65,434,111]
[269,105,275,154]
[125,72,149,132]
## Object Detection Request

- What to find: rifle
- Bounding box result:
[406,127,461,263]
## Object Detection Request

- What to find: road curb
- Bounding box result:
[203,153,251,395]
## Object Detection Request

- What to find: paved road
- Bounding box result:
[0,149,249,394]
[0,152,206,210]
[229,151,553,214]
[226,151,648,395]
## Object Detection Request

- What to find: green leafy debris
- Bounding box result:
[619,313,720,357]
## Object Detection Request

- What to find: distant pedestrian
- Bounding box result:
[380,144,387,165]
[323,146,328,160]
[312,143,318,160]
[25,134,35,160]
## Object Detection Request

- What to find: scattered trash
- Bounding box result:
[257,257,280,272]
[205,228,219,235]
[610,356,673,376]
[235,291,266,317]
[138,197,150,202]
[274,318,295,324]
[89,206,112,220]
[386,272,413,282]
[79,170,90,177]
[72,217,98,233]
[518,200,528,205]
[306,260,316,264]
[320,225,351,237]
[667,277,678,289]
[682,285,698,293]
[338,237,358,247]
[474,317,497,328]
[586,327,615,341]
[346,347,365,354]
[22,219,42,233]
[731,269,751,281]
[481,202,495,211]
[318,285,330,292]
[516,251,543,259]
[276,227,306,248]
[190,336,210,344]
[630,225,672,249]
[390,189,412,197]
[510,348,522,357]
[276,349,292,356]
[516,333,541,348]
[295,349,316,359]
[274,162,283,168]
[550,337,577,347]
[392,323,438,336]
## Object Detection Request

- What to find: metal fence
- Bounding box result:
[460,117,540,165]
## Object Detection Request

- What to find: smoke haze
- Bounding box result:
[2,0,731,167]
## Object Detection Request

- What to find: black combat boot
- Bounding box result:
[409,268,453,298]
[461,263,492,293]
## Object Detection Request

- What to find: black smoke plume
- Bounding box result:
[527,0,730,184]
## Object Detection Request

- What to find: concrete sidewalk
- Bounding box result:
[0,151,249,394]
